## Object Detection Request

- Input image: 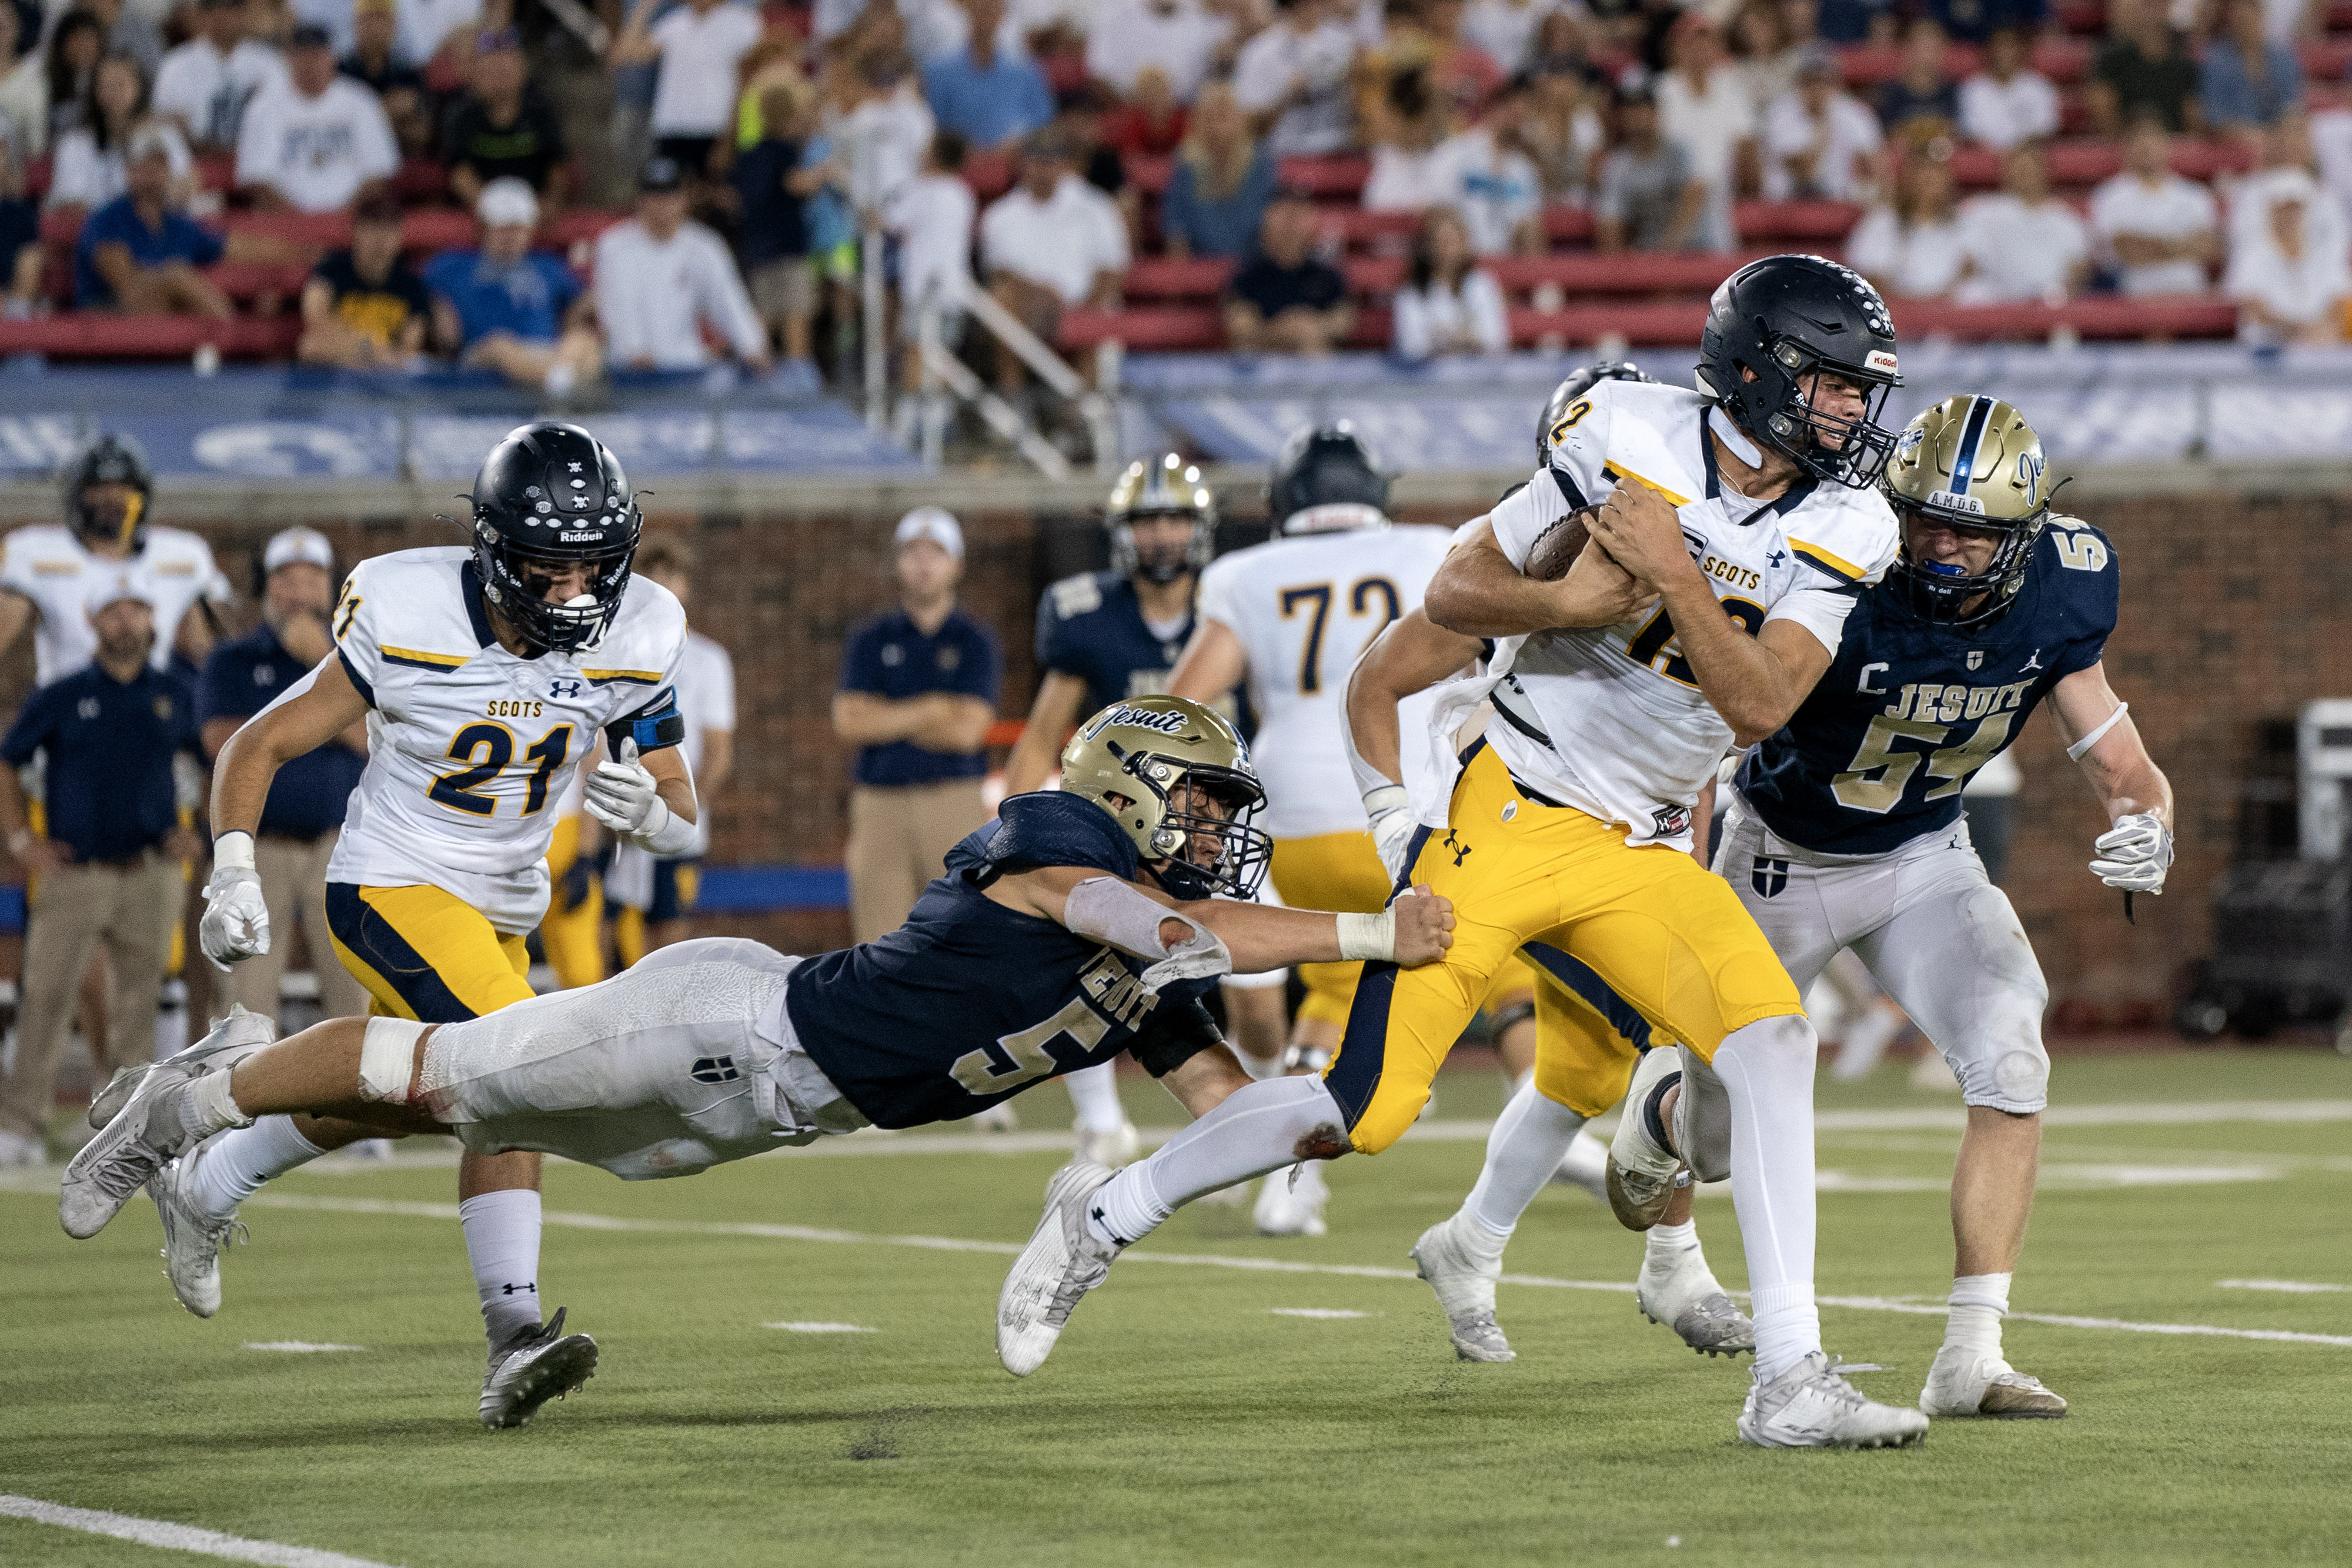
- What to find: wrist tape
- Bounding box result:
[213,830,256,873]
[1336,910,1394,962]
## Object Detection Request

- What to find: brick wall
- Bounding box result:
[6,484,2343,1007]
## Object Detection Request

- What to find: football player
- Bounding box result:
[1000,256,1932,1449]
[1165,424,1458,1236]
[64,698,1456,1424]
[173,421,695,1429]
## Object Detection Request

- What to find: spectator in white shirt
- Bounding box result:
[397,0,485,74]
[1232,0,1358,157]
[887,127,977,389]
[45,50,193,213]
[1957,25,2057,150]
[1461,0,1565,76]
[2090,116,2220,296]
[0,5,46,159]
[1656,13,1756,243]
[1728,0,1800,123]
[596,156,773,373]
[2226,167,2350,343]
[1847,147,1965,297]
[1953,140,2089,304]
[980,127,1128,393]
[152,0,284,153]
[1762,45,1881,202]
[234,25,396,212]
[1393,205,1507,358]
[1441,79,1543,252]
[610,0,766,180]
[1363,62,1458,212]
[1085,0,1232,102]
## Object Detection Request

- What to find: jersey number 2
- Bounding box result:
[950,995,1111,1098]
[427,723,573,817]
[1625,597,1767,687]
[1281,577,1401,694]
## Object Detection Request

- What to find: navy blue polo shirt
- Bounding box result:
[196,626,366,839]
[838,604,1003,787]
[1,661,200,862]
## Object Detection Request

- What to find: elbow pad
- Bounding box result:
[1063,876,1233,992]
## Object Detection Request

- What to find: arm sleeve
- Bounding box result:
[0,686,55,767]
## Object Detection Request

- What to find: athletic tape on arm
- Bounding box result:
[357,1017,429,1102]
[1064,877,1233,991]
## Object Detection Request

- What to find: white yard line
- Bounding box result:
[242,1194,2352,1350]
[0,1496,400,1568]
[2218,1280,2348,1294]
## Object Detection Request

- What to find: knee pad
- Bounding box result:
[358,1017,429,1103]
[1952,886,2051,1112]
[1486,998,1537,1038]
[1673,1045,1732,1182]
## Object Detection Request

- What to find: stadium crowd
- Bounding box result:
[0,0,2340,382]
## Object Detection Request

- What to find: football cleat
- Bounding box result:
[60,1054,242,1240]
[1550,1125,1609,1201]
[1603,1047,1685,1231]
[1410,1212,1513,1362]
[1073,1120,1142,1168]
[88,1006,279,1131]
[1919,1349,2067,1418]
[1252,1161,1329,1237]
[479,1307,599,1429]
[1738,1352,1929,1449]
[1635,1243,1753,1358]
[997,1159,1121,1377]
[150,1143,245,1318]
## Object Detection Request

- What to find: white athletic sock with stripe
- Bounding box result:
[461,1189,544,1349]
[1084,1075,1344,1248]
[182,1116,327,1223]
[1061,1061,1128,1134]
[1465,1076,1588,1238]
[1944,1272,2012,1361]
[1713,1014,1822,1383]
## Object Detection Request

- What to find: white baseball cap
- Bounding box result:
[476,176,539,229]
[894,506,964,560]
[263,525,334,576]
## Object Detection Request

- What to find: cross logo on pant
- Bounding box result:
[1752,857,1790,898]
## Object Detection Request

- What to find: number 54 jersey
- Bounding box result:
[326,546,688,934]
[1735,517,2119,855]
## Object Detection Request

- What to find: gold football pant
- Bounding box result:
[1324,743,1801,1154]
[540,814,606,989]
[325,883,536,1022]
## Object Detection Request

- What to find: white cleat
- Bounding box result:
[997,1159,1121,1377]
[1604,1047,1685,1231]
[1919,1348,2067,1418]
[88,1006,279,1131]
[61,1058,238,1240]
[1073,1121,1142,1168]
[479,1306,599,1429]
[1635,1243,1753,1358]
[1409,1212,1512,1362]
[150,1142,245,1318]
[1252,1161,1329,1237]
[1738,1352,1930,1449]
[970,1101,1020,1133]
[1550,1125,1609,1201]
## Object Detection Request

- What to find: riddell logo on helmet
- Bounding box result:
[1867,350,1899,375]
[558,530,602,542]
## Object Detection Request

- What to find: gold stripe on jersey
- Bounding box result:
[1789,540,1866,584]
[380,644,472,671]
[1601,463,1693,507]
[579,667,666,686]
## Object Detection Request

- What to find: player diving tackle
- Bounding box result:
[61,696,1455,1421]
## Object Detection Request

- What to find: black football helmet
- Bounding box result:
[1268,423,1390,534]
[1538,360,1654,464]
[466,422,642,654]
[1697,254,1902,489]
[62,432,156,551]
[1105,452,1217,584]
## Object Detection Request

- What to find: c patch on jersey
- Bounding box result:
[1752,857,1790,899]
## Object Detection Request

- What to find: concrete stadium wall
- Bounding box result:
[4,466,2344,1014]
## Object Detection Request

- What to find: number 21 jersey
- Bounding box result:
[326,546,688,934]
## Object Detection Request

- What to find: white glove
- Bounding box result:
[1365,783,1416,884]
[198,833,270,968]
[2090,812,2171,894]
[584,738,697,855]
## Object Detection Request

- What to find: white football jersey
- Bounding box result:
[1196,522,1452,839]
[0,523,233,686]
[323,546,689,934]
[1468,379,1899,850]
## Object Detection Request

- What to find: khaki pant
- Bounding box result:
[216,831,370,1024]
[1,850,182,1141]
[846,778,991,944]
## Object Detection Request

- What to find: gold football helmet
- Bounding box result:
[1883,394,2050,626]
[1106,453,1217,586]
[1060,695,1270,900]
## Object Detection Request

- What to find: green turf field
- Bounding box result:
[6,1047,2351,1567]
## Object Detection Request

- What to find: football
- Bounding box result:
[1523,503,1602,581]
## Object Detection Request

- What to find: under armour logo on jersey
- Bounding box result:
[1443,830,1472,866]
[1752,857,1790,898]
[549,680,582,698]
[690,1056,740,1083]
[1767,549,1787,569]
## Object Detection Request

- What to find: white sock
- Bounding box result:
[1061,1061,1128,1134]
[1714,1014,1822,1382]
[460,1189,544,1349]
[1644,1218,1698,1270]
[184,1115,326,1222]
[1083,1075,1342,1248]
[1944,1271,2012,1360]
[1233,1048,1285,1082]
[1464,1077,1588,1238]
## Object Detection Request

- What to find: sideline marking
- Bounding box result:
[2218,1279,2347,1294]
[0,1495,399,1568]
[245,1195,2352,1350]
[767,1322,876,1333]
[242,1342,364,1353]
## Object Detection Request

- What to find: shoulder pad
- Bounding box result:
[968,791,1140,885]
[1048,571,1105,620]
[1786,486,1900,589]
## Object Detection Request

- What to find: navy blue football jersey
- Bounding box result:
[786,791,1218,1129]
[1037,570,1194,718]
[1735,519,2119,856]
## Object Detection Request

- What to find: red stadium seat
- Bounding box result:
[1318,206,1418,250]
[1344,255,1405,293]
[1734,199,1863,243]
[391,158,450,204]
[1541,206,1598,246]
[223,210,352,249]
[1123,255,1236,301]
[2302,39,2352,76]
[2033,39,2092,83]
[203,261,311,305]
[1278,155,1371,199]
[1057,305,1222,351]
[0,312,303,359]
[1889,295,2238,342]
[400,208,477,252]
[1127,153,1174,195]
[1509,300,1711,347]
[2055,0,2103,32]
[543,208,626,252]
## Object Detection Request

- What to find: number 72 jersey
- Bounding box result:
[324,546,688,934]
[1735,518,2119,856]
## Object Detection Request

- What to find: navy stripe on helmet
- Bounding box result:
[1949,396,1994,494]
